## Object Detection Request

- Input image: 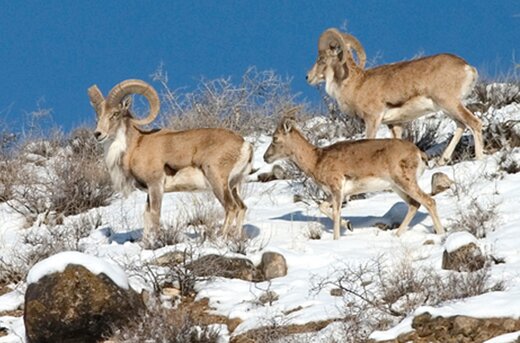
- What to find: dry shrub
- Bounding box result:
[496,148,520,174]
[468,81,520,114]
[317,85,365,139]
[0,255,25,287]
[177,195,259,254]
[152,65,301,135]
[225,231,256,255]
[450,196,500,239]
[108,296,219,343]
[235,316,292,343]
[0,155,20,205]
[56,128,114,213]
[170,249,232,297]
[304,222,323,240]
[401,115,449,154]
[310,254,504,342]
[468,79,520,154]
[481,110,520,153]
[450,172,501,239]
[0,212,101,286]
[184,198,222,242]
[1,127,113,225]
[155,219,187,248]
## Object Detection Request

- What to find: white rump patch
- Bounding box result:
[229,141,253,184]
[460,65,478,100]
[27,251,129,289]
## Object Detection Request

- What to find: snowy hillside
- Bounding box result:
[1,102,520,342]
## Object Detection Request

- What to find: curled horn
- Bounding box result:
[106,79,160,126]
[279,106,301,132]
[318,28,366,69]
[284,105,302,120]
[318,28,344,55]
[340,33,366,69]
[88,85,104,112]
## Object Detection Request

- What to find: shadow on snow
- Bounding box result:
[270,202,430,234]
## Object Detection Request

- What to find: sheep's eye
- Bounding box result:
[110,112,120,119]
[272,136,279,143]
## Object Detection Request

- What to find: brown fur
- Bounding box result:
[307,29,483,165]
[88,81,252,246]
[264,117,444,239]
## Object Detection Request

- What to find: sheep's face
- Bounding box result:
[263,117,297,164]
[92,97,132,143]
[306,49,343,86]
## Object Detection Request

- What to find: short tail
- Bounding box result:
[420,150,429,164]
[230,141,254,187]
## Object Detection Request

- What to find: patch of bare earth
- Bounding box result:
[0,285,10,296]
[178,296,340,342]
[179,296,243,332]
[230,318,340,343]
[0,309,23,317]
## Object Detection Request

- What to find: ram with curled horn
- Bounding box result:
[88,79,253,247]
[307,28,483,165]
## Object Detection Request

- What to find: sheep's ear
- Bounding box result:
[120,95,132,110]
[281,106,301,133]
[282,117,295,133]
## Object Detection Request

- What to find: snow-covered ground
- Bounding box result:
[1,103,520,342]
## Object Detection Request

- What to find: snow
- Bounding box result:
[0,317,25,343]
[484,330,520,343]
[1,100,520,342]
[371,289,520,340]
[444,231,478,253]
[26,251,129,290]
[0,291,24,313]
[414,289,520,318]
[369,316,414,341]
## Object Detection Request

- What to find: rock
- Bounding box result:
[187,254,259,281]
[452,316,480,337]
[371,313,520,343]
[411,312,520,343]
[258,164,286,182]
[330,288,344,297]
[24,264,143,343]
[258,252,287,280]
[258,290,279,305]
[431,172,454,196]
[162,287,181,298]
[442,242,486,272]
[153,250,187,266]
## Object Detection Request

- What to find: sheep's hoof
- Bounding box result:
[342,220,353,232]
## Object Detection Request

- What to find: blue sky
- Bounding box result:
[0,1,518,132]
